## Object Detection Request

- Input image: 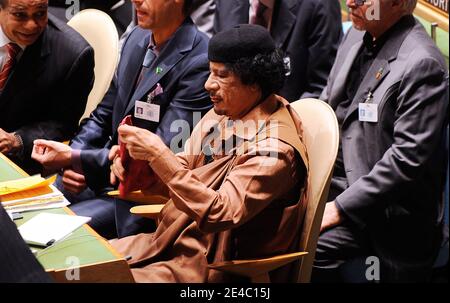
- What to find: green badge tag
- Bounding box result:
[156,67,163,74]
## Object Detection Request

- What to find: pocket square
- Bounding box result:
[118,115,157,197]
[147,83,164,103]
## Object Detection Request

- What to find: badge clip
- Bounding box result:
[364,91,374,103]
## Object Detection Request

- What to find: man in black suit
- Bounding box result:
[0,0,95,174]
[0,204,52,282]
[214,0,342,102]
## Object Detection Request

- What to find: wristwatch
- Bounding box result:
[13,133,24,155]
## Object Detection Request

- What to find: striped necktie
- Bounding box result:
[0,43,21,90]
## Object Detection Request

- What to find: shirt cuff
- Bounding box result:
[71,149,84,174]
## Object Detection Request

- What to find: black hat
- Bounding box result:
[208,24,276,63]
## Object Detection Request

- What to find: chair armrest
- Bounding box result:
[107,190,169,204]
[208,252,308,281]
[130,204,165,220]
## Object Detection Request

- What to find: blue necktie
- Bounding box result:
[142,47,156,68]
[135,47,156,88]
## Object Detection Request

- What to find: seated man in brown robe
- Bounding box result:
[64,24,309,282]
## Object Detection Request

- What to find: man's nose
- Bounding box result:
[23,19,40,31]
[204,75,219,92]
[347,0,357,9]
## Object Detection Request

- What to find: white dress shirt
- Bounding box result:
[0,26,25,71]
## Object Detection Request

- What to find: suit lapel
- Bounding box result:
[342,58,390,123]
[342,16,416,124]
[114,34,150,120]
[271,0,298,48]
[123,20,197,116]
[328,40,363,109]
[124,35,150,103]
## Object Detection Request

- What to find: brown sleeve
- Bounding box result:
[149,138,300,233]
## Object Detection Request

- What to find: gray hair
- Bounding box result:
[381,0,417,14]
[402,0,418,14]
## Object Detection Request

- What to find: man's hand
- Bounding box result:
[320,201,344,233]
[118,124,165,162]
[32,139,73,170]
[108,145,124,185]
[0,128,20,154]
[62,169,87,194]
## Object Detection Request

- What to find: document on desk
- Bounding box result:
[1,174,69,212]
[18,213,91,247]
[0,175,56,197]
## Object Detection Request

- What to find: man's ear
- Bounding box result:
[250,83,261,93]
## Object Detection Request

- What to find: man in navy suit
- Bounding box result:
[32,0,212,239]
[0,0,94,174]
[214,0,342,102]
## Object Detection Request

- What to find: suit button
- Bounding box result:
[346,136,351,139]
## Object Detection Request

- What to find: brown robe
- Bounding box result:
[111,95,309,282]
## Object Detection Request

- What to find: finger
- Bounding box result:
[62,176,86,192]
[31,146,41,161]
[0,142,11,153]
[118,131,131,144]
[127,146,149,161]
[64,170,86,183]
[118,124,137,134]
[108,145,120,161]
[114,156,125,175]
[33,139,53,148]
[32,143,43,156]
[111,161,125,183]
[110,170,117,185]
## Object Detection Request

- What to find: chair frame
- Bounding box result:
[67,9,119,122]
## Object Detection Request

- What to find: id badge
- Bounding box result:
[134,100,160,123]
[358,103,378,123]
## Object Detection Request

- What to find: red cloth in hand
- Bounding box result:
[118,115,156,197]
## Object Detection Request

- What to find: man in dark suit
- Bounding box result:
[32,0,212,239]
[213,0,342,102]
[0,204,52,282]
[314,0,449,282]
[0,0,94,174]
